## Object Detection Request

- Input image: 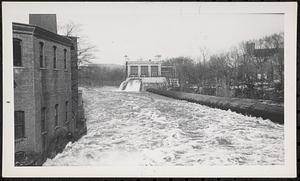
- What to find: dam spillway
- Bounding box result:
[119,77,168,92]
[120,79,142,92]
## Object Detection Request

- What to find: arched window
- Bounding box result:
[13,38,22,66]
[63,49,67,69]
[39,42,44,68]
[53,46,57,68]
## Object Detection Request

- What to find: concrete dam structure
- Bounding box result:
[119,77,168,92]
[119,59,178,92]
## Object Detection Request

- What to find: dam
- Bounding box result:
[119,77,168,92]
[119,60,179,92]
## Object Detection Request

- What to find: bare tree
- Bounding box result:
[196,46,210,88]
[58,21,98,66]
[198,46,209,63]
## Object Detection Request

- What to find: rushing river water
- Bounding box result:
[44,87,284,166]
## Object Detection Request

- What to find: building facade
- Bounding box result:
[13,14,86,165]
[125,60,179,87]
[126,60,162,77]
[245,42,284,84]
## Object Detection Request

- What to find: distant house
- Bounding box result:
[13,14,86,166]
[245,42,284,83]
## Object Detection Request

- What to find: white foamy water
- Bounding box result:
[44,87,284,166]
[123,79,141,92]
[119,80,127,91]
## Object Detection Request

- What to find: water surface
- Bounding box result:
[44,87,284,166]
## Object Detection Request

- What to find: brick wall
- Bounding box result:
[32,36,72,154]
[14,31,73,156]
[69,36,78,133]
[14,33,36,153]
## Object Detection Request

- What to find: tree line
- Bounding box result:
[79,65,125,87]
[76,32,283,102]
[163,32,284,102]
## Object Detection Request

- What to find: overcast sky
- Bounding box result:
[10,3,284,65]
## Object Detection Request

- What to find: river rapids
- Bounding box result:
[44,87,284,166]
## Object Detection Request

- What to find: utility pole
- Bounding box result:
[124,55,128,79]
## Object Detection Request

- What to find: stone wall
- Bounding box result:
[147,89,284,124]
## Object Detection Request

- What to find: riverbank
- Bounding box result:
[147,89,284,124]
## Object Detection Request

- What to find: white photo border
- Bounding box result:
[2,2,297,178]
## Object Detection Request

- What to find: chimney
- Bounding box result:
[29,14,57,34]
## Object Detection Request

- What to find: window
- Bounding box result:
[53,46,57,69]
[141,66,149,77]
[54,104,58,126]
[151,66,159,77]
[41,107,46,132]
[39,42,44,68]
[65,101,68,122]
[63,49,67,69]
[130,66,138,76]
[15,111,25,139]
[13,38,22,66]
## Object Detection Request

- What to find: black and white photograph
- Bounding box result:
[2,2,297,178]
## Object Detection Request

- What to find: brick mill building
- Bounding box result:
[13,14,86,165]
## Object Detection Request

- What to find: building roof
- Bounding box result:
[12,22,73,47]
[126,60,162,65]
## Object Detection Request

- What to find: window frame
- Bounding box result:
[54,104,59,126]
[53,46,57,69]
[151,66,159,77]
[65,101,68,122]
[141,66,149,77]
[130,66,138,76]
[41,107,46,132]
[15,111,25,139]
[13,38,22,67]
[39,42,44,68]
[63,49,67,69]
